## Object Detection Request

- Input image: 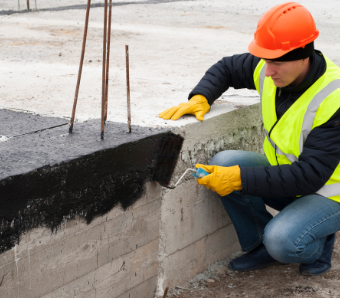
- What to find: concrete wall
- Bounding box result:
[0,104,265,297]
[0,182,162,298]
[157,104,265,294]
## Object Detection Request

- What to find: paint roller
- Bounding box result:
[151,132,209,189]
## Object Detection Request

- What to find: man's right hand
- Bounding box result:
[158,95,210,121]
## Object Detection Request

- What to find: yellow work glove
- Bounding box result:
[195,164,242,196]
[159,95,210,121]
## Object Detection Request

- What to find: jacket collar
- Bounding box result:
[279,50,326,94]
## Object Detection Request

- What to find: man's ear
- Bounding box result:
[303,57,310,65]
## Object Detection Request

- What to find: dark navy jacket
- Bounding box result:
[189,51,340,198]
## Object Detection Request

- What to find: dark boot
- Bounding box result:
[299,234,336,276]
[229,243,282,271]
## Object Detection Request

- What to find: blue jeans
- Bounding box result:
[210,150,340,264]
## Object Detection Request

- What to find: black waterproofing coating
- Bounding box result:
[0,116,183,253]
[189,51,340,198]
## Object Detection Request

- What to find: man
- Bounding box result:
[159,2,340,276]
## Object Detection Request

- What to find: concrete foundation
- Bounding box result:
[0,104,264,297]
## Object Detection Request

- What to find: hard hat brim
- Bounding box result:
[248,40,293,59]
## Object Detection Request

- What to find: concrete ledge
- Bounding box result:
[0,110,183,254]
[0,103,265,297]
[156,103,264,295]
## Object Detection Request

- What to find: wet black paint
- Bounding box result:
[152,133,184,186]
[0,111,183,253]
[0,109,68,137]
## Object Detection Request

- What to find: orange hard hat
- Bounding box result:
[248,2,319,59]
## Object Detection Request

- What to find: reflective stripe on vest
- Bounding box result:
[257,58,340,200]
[259,71,340,158]
[300,79,340,152]
[318,183,340,198]
[259,66,266,102]
[264,129,298,163]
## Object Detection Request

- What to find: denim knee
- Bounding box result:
[263,221,323,264]
[209,150,270,168]
[209,151,236,167]
[263,223,295,263]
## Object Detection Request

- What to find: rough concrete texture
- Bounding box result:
[156,104,264,295]
[0,109,184,257]
[0,110,168,179]
[1,0,340,297]
[0,181,161,298]
[0,109,68,137]
[0,104,264,298]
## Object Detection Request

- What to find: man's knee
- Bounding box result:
[209,151,235,167]
[209,150,270,168]
[209,150,249,167]
[264,215,327,264]
[263,221,298,263]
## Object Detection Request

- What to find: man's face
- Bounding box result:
[264,59,309,88]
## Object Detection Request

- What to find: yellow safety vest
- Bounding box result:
[253,55,340,202]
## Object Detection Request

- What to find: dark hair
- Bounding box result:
[267,42,314,61]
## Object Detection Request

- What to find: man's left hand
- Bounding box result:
[195,164,242,196]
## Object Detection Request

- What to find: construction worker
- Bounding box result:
[159,2,340,276]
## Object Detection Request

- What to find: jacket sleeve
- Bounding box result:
[241,111,340,198]
[188,53,261,105]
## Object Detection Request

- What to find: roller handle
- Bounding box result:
[192,168,210,178]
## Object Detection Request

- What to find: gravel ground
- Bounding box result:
[169,231,340,298]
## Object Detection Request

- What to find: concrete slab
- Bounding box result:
[0,109,68,137]
[0,109,183,255]
[0,111,168,179]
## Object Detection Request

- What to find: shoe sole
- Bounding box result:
[228,262,284,272]
[300,267,331,276]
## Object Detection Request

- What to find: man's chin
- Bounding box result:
[272,80,287,88]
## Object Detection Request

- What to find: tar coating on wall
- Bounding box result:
[0,132,183,254]
[152,133,184,186]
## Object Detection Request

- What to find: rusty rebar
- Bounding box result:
[69,0,91,133]
[126,45,131,133]
[26,0,30,10]
[104,0,112,124]
[101,0,108,140]
[162,287,169,298]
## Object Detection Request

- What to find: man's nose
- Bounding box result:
[265,64,276,77]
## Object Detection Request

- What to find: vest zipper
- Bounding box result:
[268,120,279,165]
[270,88,283,165]
[268,120,278,137]
[274,144,280,165]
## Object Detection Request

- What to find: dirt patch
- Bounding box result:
[170,231,340,298]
